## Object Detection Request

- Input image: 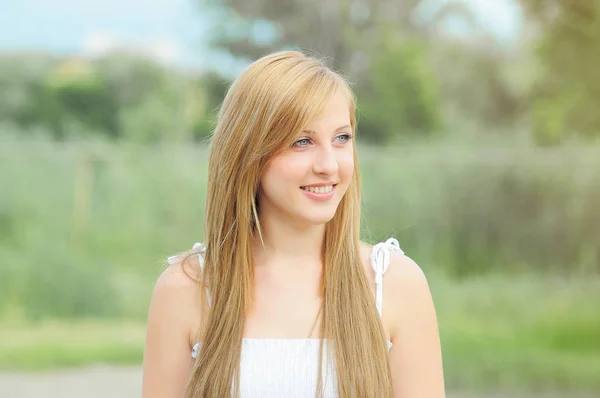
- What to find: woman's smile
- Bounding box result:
[300,184,337,201]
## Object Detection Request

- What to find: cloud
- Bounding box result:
[82,31,118,54]
[81,30,181,65]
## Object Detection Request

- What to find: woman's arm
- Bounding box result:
[142,261,199,398]
[385,252,446,398]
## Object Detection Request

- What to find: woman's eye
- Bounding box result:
[293,138,311,147]
[335,133,353,143]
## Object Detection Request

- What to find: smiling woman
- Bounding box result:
[261,91,354,225]
[142,50,445,398]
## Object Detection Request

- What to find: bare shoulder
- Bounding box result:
[151,254,204,341]
[164,251,203,285]
[385,251,429,299]
[142,253,205,397]
[356,241,446,395]
[384,253,446,395]
[384,251,434,325]
[358,240,426,284]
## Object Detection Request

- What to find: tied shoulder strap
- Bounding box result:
[191,242,206,269]
[166,242,210,303]
[167,242,206,267]
[370,238,404,317]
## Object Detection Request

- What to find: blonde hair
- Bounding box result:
[184,51,393,397]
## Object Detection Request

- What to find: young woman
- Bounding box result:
[142,50,445,397]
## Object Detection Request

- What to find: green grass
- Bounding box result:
[431,274,600,391]
[0,320,145,370]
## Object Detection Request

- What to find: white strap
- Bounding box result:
[192,243,210,306]
[192,242,206,269]
[167,242,206,266]
[192,342,200,359]
[370,238,404,317]
[167,243,210,307]
[190,243,206,360]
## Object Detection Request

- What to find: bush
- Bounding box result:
[357,33,442,143]
[359,145,600,277]
[20,242,120,320]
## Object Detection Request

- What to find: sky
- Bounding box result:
[0,0,522,70]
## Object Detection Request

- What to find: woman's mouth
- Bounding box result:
[300,184,335,194]
[300,184,337,201]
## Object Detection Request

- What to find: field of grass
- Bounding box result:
[432,274,600,392]
[1,139,599,393]
[0,321,144,370]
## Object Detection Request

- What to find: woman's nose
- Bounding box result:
[312,146,338,175]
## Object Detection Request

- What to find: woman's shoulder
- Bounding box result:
[166,242,206,281]
[159,253,202,289]
[364,238,427,291]
[359,238,423,279]
[358,238,411,274]
[369,240,434,341]
[147,247,205,348]
[383,250,428,299]
[153,253,203,308]
[143,250,206,395]
[159,244,206,313]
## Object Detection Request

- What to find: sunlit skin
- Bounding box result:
[257,89,354,229]
[245,90,354,339]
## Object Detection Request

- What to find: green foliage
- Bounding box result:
[531,96,567,146]
[358,145,600,277]
[120,92,186,144]
[192,118,216,142]
[200,0,525,142]
[521,0,600,143]
[44,61,120,139]
[200,71,230,115]
[0,53,210,143]
[430,40,525,131]
[0,27,527,145]
[15,242,120,320]
[358,34,442,143]
[190,71,230,141]
[0,54,60,127]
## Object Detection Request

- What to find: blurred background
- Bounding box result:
[0,0,599,397]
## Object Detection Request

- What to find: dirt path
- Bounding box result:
[0,366,591,398]
[0,366,141,398]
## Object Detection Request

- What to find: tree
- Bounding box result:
[520,0,600,144]
[358,32,442,142]
[44,59,119,139]
[0,54,60,130]
[199,0,473,76]
[197,0,528,141]
[198,0,482,141]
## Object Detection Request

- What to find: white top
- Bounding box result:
[167,238,404,397]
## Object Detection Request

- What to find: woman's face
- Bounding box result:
[258,90,355,227]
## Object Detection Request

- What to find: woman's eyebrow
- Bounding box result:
[301,124,351,135]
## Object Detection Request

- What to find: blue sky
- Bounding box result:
[0,0,521,70]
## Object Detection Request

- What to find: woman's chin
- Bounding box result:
[296,209,337,226]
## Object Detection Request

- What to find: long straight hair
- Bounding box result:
[184,51,393,398]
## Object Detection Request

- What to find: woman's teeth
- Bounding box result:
[301,185,334,194]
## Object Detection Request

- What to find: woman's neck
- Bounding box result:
[252,214,325,270]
